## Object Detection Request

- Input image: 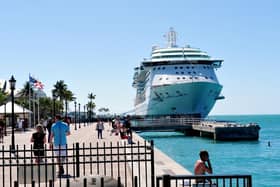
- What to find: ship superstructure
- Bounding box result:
[132,28,224,118]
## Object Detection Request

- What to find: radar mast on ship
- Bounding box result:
[167,27,177,48]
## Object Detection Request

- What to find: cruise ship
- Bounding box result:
[132,28,224,118]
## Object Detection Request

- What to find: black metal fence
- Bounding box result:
[0,140,155,187]
[156,174,252,187]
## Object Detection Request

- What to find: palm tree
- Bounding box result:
[87,101,96,121]
[0,92,7,105]
[88,93,96,121]
[17,82,34,108]
[53,80,68,114]
[88,93,96,103]
[64,90,76,116]
[53,80,68,102]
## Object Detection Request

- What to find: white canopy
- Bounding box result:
[0,101,32,114]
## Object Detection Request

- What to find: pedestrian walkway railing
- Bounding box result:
[156,174,252,187]
[0,140,155,187]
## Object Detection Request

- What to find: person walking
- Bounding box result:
[49,115,70,176]
[30,124,46,164]
[123,115,134,144]
[96,119,104,139]
[46,118,53,143]
[0,119,4,143]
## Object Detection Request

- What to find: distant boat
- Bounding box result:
[132,28,224,118]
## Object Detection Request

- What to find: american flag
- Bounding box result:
[29,75,44,90]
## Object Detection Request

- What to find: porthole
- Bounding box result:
[205,76,208,79]
[182,77,186,79]
[193,71,196,74]
[189,77,193,79]
[175,66,178,69]
[194,77,198,79]
[162,67,166,70]
[188,72,191,74]
[166,78,169,80]
[181,72,184,74]
[180,67,183,69]
[157,67,161,70]
[176,72,179,74]
[159,78,162,80]
[186,66,190,69]
[177,77,180,80]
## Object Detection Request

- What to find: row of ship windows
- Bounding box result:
[153,66,211,70]
[156,89,215,96]
[158,76,214,80]
[152,55,208,58]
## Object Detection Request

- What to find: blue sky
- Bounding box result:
[0,0,279,115]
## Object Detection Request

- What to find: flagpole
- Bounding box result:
[33,92,36,126]
[28,74,32,128]
[37,96,40,124]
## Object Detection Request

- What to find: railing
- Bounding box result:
[156,174,252,187]
[131,117,201,131]
[0,140,155,187]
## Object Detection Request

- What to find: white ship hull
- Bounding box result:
[134,81,222,118]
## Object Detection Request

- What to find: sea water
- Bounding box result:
[139,115,280,187]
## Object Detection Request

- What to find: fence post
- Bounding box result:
[150,140,155,187]
[118,176,121,187]
[66,179,70,187]
[162,175,170,187]
[49,180,53,187]
[75,142,80,177]
[134,176,138,187]
[101,177,104,187]
[14,181,19,187]
[84,178,87,187]
[248,175,252,187]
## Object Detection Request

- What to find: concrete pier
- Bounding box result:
[132,118,260,140]
[191,121,260,140]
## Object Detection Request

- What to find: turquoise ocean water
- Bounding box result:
[139,115,280,187]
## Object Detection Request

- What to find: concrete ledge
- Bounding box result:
[70,175,123,187]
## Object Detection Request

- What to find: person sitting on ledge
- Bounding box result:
[194,150,213,183]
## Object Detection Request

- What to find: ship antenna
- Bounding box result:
[167,27,177,48]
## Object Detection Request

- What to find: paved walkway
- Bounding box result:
[1,122,191,186]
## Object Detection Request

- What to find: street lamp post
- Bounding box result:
[52,92,57,117]
[74,101,77,130]
[84,105,86,127]
[4,103,7,136]
[65,99,68,118]
[87,106,89,126]
[78,103,81,128]
[9,75,16,152]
